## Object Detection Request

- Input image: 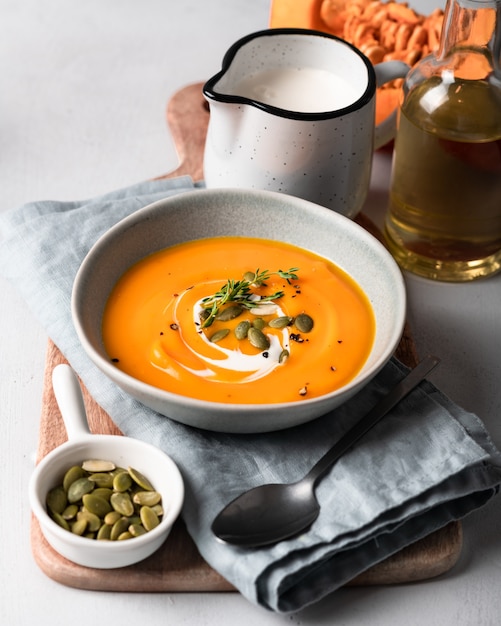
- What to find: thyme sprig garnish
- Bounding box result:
[201,267,299,328]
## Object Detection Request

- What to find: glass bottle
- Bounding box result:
[384,0,501,281]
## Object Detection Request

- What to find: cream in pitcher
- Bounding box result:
[203,28,409,218]
[233,67,361,112]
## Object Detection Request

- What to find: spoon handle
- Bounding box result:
[52,364,92,440]
[304,355,440,485]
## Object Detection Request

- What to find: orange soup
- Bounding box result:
[102,237,375,404]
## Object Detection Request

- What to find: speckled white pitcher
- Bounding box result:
[203,29,409,218]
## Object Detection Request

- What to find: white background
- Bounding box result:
[1,1,500,624]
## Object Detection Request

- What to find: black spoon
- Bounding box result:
[211,355,440,548]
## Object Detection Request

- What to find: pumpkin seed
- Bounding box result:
[91,487,113,501]
[295,313,314,333]
[251,317,266,330]
[152,504,164,517]
[110,492,134,517]
[133,491,162,507]
[129,467,155,491]
[104,510,122,526]
[198,308,211,323]
[215,304,243,321]
[279,349,289,364]
[63,466,85,492]
[209,328,230,343]
[82,493,112,517]
[118,531,133,541]
[110,517,130,541]
[82,459,116,473]
[129,523,147,537]
[71,518,88,536]
[97,523,112,540]
[250,303,278,316]
[89,472,114,489]
[248,327,270,350]
[243,271,256,283]
[51,512,70,531]
[140,506,160,531]
[113,471,132,492]
[67,477,94,503]
[46,486,68,515]
[77,510,101,532]
[62,504,78,520]
[269,316,293,329]
[234,320,250,340]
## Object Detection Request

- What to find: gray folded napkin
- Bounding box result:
[2,176,501,613]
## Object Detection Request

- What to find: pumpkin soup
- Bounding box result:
[102,237,375,404]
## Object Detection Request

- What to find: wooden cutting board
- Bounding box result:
[30,82,462,592]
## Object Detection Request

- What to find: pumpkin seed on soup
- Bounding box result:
[251,317,266,330]
[279,349,289,364]
[269,316,292,329]
[215,304,244,321]
[209,328,230,343]
[234,320,250,340]
[247,327,270,351]
[295,313,314,333]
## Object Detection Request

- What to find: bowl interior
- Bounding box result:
[72,188,405,432]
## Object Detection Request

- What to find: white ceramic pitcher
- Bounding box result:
[203,28,409,218]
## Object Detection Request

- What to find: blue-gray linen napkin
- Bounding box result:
[2,176,501,613]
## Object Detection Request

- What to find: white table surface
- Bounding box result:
[1,1,500,624]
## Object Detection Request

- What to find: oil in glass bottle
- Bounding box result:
[384,0,501,281]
